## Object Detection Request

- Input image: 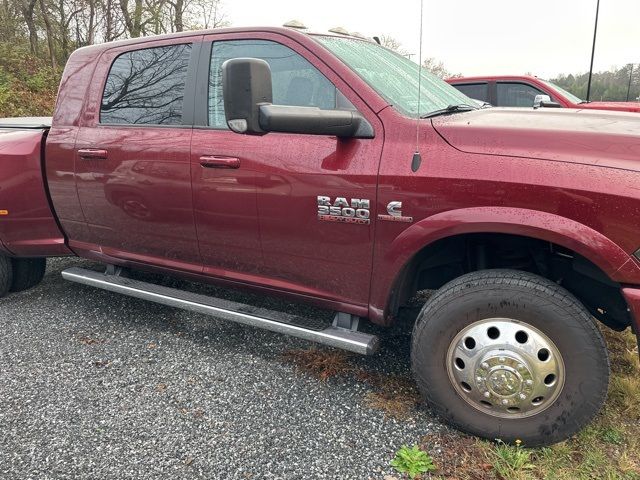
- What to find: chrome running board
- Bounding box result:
[61,267,379,355]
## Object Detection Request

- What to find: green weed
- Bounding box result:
[390,444,436,479]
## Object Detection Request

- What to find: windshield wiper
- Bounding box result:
[421,104,477,119]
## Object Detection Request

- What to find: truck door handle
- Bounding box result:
[199,156,240,169]
[78,149,108,160]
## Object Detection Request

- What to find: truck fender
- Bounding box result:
[369,206,640,323]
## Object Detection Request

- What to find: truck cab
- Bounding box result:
[3,26,640,446]
[447,74,640,112]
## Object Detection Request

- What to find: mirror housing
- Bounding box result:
[259,105,372,138]
[533,94,562,109]
[222,57,373,138]
[222,58,273,134]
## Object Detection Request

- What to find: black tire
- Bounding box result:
[0,256,13,297]
[411,269,609,447]
[10,257,46,292]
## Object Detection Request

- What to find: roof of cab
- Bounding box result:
[446,75,541,83]
[73,25,374,55]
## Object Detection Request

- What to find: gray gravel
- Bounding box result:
[0,257,445,479]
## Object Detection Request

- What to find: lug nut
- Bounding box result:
[481,362,489,369]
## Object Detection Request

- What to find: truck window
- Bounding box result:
[100,44,192,125]
[496,82,545,108]
[451,83,488,103]
[208,40,350,129]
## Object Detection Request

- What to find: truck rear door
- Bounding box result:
[192,32,384,306]
[73,38,202,271]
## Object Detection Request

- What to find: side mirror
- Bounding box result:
[222,57,373,139]
[533,94,562,109]
[222,58,273,134]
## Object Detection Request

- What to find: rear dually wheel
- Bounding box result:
[10,257,46,292]
[0,256,13,298]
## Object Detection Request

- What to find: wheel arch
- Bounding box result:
[371,207,640,329]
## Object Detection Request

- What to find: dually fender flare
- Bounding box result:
[369,206,640,323]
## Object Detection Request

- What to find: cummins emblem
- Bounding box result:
[317,196,370,225]
[378,201,413,223]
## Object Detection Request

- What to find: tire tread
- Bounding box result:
[10,258,46,292]
[0,256,12,297]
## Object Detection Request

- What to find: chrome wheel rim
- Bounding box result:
[446,318,565,418]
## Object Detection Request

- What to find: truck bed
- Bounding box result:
[0,117,52,129]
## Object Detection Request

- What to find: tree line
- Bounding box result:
[550,67,640,102]
[0,19,638,118]
[0,0,228,68]
[381,35,639,102]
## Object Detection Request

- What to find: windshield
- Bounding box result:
[539,79,583,104]
[315,35,474,118]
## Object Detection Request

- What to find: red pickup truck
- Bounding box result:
[447,74,640,112]
[2,26,640,446]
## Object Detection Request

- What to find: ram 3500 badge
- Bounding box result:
[317,196,370,224]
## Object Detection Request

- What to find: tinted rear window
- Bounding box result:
[452,83,488,102]
[100,44,192,125]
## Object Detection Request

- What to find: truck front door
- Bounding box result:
[191,33,384,306]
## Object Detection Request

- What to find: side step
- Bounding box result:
[61,267,379,355]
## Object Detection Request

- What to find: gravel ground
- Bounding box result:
[0,257,445,480]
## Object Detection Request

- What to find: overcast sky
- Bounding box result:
[224,0,639,79]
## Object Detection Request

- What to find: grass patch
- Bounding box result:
[281,347,355,381]
[358,371,422,420]
[421,433,494,479]
[282,347,421,418]
[490,440,536,480]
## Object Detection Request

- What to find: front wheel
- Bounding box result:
[411,269,609,447]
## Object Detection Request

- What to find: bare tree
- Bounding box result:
[2,0,230,69]
[192,0,228,29]
[167,0,183,31]
[56,0,79,58]
[20,0,38,54]
[0,0,21,42]
[120,0,144,37]
[378,33,459,79]
[422,57,460,79]
[38,0,57,67]
[379,34,408,56]
[86,0,97,45]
